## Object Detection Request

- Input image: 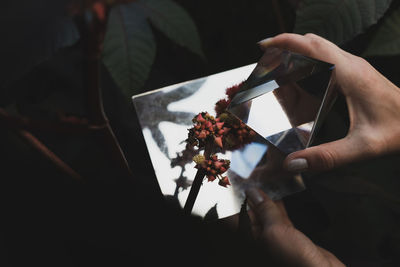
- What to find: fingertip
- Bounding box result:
[245,187,266,207]
[283,151,308,172]
[257,33,302,49]
[285,158,309,172]
[257,37,274,50]
[284,141,347,172]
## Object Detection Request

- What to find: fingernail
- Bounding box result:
[245,188,264,205]
[257,37,272,46]
[286,158,308,172]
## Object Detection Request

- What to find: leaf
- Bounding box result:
[141,0,205,59]
[363,6,400,57]
[0,0,79,89]
[294,0,393,45]
[102,3,156,96]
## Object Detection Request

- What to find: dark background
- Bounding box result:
[1,0,400,266]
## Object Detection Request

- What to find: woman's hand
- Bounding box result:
[259,33,400,172]
[246,188,345,267]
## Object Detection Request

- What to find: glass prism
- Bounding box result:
[131,49,337,219]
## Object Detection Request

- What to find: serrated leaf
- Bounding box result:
[142,0,205,59]
[363,7,400,57]
[102,3,156,96]
[294,0,393,45]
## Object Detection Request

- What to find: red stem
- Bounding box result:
[81,5,134,179]
[17,130,82,180]
[0,107,100,135]
[0,4,134,182]
[272,0,286,33]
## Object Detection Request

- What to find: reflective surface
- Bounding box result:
[132,50,336,219]
[229,48,335,152]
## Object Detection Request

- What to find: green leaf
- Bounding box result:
[142,0,205,59]
[294,0,393,45]
[363,6,400,57]
[102,3,156,96]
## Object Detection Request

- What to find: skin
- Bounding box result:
[246,188,345,267]
[242,33,400,266]
[259,33,400,172]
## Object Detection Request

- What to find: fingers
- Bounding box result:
[283,136,372,172]
[245,188,336,267]
[245,188,292,228]
[258,33,346,65]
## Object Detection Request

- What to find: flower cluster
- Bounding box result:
[217,113,256,151]
[193,154,231,187]
[186,112,228,149]
[215,82,244,116]
[185,82,256,191]
[187,111,256,151]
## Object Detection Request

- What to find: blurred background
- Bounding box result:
[1,0,400,266]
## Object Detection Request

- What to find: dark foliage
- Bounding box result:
[2,0,400,266]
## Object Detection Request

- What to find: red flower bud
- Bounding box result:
[223,127,230,133]
[198,130,207,139]
[215,122,224,130]
[214,136,223,148]
[207,175,216,182]
[196,114,205,122]
[213,160,224,169]
[218,176,230,187]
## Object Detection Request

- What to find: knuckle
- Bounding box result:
[317,148,337,170]
[274,33,293,43]
[307,36,324,50]
[353,55,369,66]
[350,56,373,74]
[304,33,318,39]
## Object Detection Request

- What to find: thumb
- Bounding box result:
[283,136,370,172]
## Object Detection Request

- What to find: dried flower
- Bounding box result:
[187,112,227,149]
[226,83,243,99]
[193,154,205,165]
[193,154,231,187]
[215,82,244,116]
[217,112,256,150]
[187,111,255,151]
[218,176,230,187]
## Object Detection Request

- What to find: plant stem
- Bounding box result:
[183,143,213,215]
[79,5,134,180]
[0,107,97,135]
[0,4,133,182]
[272,0,286,33]
[17,130,83,180]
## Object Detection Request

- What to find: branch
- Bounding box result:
[78,4,134,179]
[17,130,83,181]
[272,0,286,33]
[0,107,101,135]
